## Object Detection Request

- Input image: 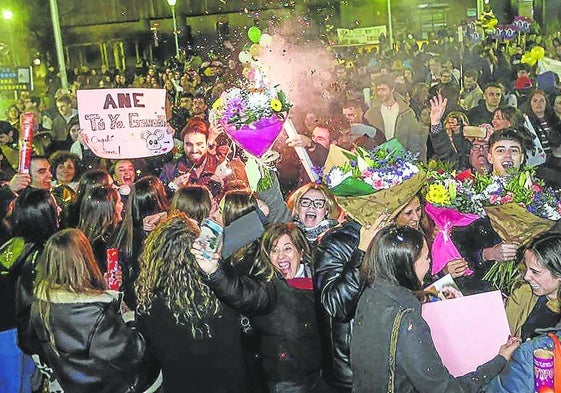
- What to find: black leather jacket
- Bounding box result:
[313,220,365,389]
[30,290,158,393]
[207,264,322,383]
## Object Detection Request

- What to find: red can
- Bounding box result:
[18,112,35,174]
[106,247,121,290]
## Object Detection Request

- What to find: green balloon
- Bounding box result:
[248,26,262,44]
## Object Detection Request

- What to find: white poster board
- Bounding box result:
[77,88,174,159]
[421,290,510,377]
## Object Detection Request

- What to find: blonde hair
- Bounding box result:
[286,182,341,220]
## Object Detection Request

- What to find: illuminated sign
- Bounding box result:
[0,67,33,91]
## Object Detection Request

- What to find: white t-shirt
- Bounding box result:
[381,102,399,140]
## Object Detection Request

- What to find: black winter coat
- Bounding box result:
[429,122,472,170]
[207,264,322,383]
[313,220,365,389]
[136,294,245,393]
[30,290,158,393]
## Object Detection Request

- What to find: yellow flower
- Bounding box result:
[270,98,283,112]
[426,184,451,205]
[212,97,223,110]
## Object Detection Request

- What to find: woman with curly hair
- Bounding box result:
[49,151,81,191]
[135,212,244,393]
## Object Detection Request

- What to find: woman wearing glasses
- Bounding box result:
[351,225,519,392]
[287,183,342,244]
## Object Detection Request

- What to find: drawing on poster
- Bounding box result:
[77,88,174,159]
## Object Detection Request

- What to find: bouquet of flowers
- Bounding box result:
[479,168,561,292]
[324,139,425,225]
[422,162,487,275]
[423,162,487,217]
[209,81,291,158]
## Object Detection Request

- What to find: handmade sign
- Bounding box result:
[77,88,173,159]
[421,290,510,377]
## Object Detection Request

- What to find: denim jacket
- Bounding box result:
[484,325,561,393]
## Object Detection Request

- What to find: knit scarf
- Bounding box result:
[294,216,338,242]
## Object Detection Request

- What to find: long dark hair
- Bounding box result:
[222,190,258,227]
[117,176,169,259]
[12,188,59,245]
[361,224,425,291]
[221,190,260,275]
[170,185,211,225]
[68,169,112,227]
[77,185,121,244]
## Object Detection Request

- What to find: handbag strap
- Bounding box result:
[548,333,561,393]
[387,307,413,393]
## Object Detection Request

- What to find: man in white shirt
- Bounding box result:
[364,76,427,161]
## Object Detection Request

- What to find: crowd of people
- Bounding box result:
[2,22,561,393]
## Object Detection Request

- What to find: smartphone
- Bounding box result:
[199,218,224,259]
[463,125,487,138]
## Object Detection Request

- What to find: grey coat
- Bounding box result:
[351,281,506,393]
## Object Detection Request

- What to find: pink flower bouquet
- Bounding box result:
[210,85,291,158]
[425,203,479,275]
[221,115,284,158]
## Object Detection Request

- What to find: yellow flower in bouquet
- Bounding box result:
[270,98,283,112]
[426,184,451,205]
[212,97,223,111]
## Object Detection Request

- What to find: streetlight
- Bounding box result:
[2,9,17,65]
[386,0,393,50]
[2,10,13,20]
[166,0,180,58]
[49,0,68,88]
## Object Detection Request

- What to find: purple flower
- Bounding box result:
[223,97,247,122]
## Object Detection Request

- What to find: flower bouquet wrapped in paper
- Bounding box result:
[480,168,561,292]
[209,83,291,158]
[423,163,487,275]
[324,139,425,225]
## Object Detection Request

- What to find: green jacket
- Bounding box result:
[506,281,560,337]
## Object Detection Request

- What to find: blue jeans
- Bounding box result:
[0,328,36,393]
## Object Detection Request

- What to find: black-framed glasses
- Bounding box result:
[471,144,489,151]
[300,197,326,209]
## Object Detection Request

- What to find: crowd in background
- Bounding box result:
[2,23,561,393]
